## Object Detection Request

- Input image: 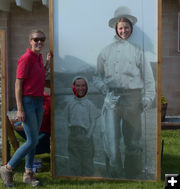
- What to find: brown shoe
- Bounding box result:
[0,165,14,187]
[23,172,40,187]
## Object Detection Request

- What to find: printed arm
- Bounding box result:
[87,102,101,138]
[93,53,108,95]
[87,119,96,138]
[140,52,156,110]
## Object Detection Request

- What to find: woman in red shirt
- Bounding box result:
[0,30,51,187]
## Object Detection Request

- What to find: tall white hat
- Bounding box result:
[108,6,137,28]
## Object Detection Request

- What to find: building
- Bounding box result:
[0,0,180,115]
[162,0,180,115]
[0,0,49,108]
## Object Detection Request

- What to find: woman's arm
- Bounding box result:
[15,78,25,122]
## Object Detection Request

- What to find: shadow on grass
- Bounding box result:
[161,153,180,181]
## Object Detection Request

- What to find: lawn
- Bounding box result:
[1,129,179,189]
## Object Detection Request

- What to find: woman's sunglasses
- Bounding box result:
[32,37,46,42]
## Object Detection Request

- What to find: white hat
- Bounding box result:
[72,76,88,84]
[108,6,137,28]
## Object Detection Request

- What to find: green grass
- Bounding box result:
[161,130,180,180]
[1,130,180,188]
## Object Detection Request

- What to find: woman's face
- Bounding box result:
[116,21,132,40]
[29,33,45,54]
[74,79,88,98]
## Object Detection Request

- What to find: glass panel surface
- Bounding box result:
[53,0,158,180]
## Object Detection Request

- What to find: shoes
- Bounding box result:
[0,165,14,187]
[23,172,40,187]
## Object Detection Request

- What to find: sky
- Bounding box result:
[53,0,158,72]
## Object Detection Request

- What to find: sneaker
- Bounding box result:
[0,165,14,187]
[23,172,40,187]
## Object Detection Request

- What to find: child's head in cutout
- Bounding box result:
[72,77,88,98]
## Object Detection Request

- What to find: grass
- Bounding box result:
[1,130,179,188]
[161,130,180,180]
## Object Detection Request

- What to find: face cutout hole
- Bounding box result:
[115,18,133,40]
[72,78,88,98]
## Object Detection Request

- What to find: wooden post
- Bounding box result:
[157,0,162,182]
[6,116,19,152]
[0,30,8,165]
[49,0,55,178]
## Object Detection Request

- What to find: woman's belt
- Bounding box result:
[23,95,43,99]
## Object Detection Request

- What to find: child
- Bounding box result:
[64,76,99,176]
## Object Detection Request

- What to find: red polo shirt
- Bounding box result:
[16,48,45,96]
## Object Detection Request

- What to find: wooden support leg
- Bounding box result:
[6,116,19,152]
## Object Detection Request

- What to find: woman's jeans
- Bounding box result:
[16,131,50,154]
[8,96,44,170]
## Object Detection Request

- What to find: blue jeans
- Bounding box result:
[16,131,50,154]
[8,96,44,170]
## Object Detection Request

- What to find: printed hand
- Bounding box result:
[111,95,120,105]
[104,92,120,109]
[142,97,152,111]
[86,133,91,139]
[101,84,108,95]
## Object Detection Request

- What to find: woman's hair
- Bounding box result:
[28,29,46,40]
[115,17,133,37]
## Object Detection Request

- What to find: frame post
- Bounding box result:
[0,29,8,164]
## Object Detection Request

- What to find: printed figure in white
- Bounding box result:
[64,77,100,176]
[94,6,155,179]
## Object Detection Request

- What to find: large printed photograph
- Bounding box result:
[53,0,158,180]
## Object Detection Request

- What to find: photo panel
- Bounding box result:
[52,0,159,180]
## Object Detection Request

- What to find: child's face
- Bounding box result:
[74,79,88,98]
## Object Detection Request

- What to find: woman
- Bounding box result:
[0,29,51,187]
[95,7,155,179]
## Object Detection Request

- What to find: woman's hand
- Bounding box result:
[45,51,53,71]
[17,110,25,122]
[46,51,52,62]
[15,78,25,121]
